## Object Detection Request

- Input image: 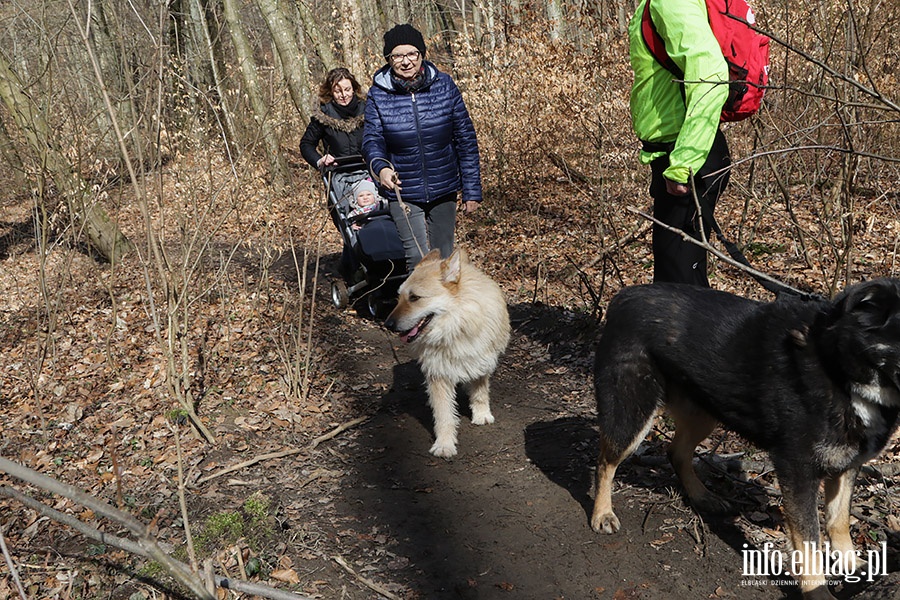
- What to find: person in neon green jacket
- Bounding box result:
[630,0,731,286]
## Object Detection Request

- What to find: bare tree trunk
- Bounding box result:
[470,0,483,46]
[190,0,239,151]
[429,0,457,57]
[256,0,311,123]
[382,0,410,25]
[507,0,521,27]
[478,0,497,52]
[618,0,632,32]
[93,1,139,140]
[87,1,116,144]
[291,0,339,70]
[222,0,291,191]
[0,114,26,184]
[340,0,367,79]
[0,52,133,264]
[546,0,565,41]
[181,0,216,93]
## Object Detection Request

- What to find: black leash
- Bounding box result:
[640,139,820,301]
[702,211,822,301]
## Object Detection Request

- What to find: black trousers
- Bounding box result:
[649,129,731,287]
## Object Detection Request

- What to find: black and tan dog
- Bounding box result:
[591,279,900,599]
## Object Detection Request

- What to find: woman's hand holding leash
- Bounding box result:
[374,161,478,217]
[460,200,479,215]
[379,167,400,190]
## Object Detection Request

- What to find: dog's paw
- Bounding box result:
[471,410,494,425]
[590,511,621,534]
[430,440,458,458]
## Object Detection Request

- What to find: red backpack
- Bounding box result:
[641,0,770,122]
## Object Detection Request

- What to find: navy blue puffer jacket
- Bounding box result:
[363,62,482,204]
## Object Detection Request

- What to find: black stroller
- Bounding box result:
[322,155,406,318]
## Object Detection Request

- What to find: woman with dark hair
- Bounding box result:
[300,67,365,169]
[302,68,376,282]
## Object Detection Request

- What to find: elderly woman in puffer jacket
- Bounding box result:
[363,24,483,272]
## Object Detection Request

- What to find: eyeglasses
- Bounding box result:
[389,50,421,64]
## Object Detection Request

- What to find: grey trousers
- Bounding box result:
[389,194,458,272]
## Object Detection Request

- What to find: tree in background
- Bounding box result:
[0,0,896,282]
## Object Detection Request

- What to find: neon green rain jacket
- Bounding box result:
[629,0,729,184]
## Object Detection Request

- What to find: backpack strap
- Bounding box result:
[641,0,684,79]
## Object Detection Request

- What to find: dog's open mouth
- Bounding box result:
[399,314,433,343]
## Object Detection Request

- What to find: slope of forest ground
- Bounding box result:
[1,146,899,600]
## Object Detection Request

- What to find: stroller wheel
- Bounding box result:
[331,281,350,308]
[363,293,379,319]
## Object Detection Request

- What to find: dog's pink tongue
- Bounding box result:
[400,324,420,343]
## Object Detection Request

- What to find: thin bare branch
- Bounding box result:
[0,457,214,600]
[0,526,28,600]
[332,555,402,600]
[195,416,368,485]
[0,484,313,600]
[737,15,900,113]
[626,206,812,298]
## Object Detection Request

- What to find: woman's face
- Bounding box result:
[332,78,355,106]
[388,44,423,80]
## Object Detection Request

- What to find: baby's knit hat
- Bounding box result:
[383,24,426,59]
[353,179,379,205]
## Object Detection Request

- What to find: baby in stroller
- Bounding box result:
[348,179,387,229]
[321,156,406,317]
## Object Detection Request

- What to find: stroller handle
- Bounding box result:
[321,154,367,174]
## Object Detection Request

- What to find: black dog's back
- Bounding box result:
[594,283,831,452]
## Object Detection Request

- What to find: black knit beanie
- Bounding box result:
[383,24,426,59]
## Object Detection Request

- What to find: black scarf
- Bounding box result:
[332,96,360,119]
[390,68,428,93]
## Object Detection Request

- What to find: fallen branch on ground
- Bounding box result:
[0,473,312,600]
[0,456,214,600]
[0,526,27,600]
[196,416,367,485]
[549,152,592,185]
[332,555,401,600]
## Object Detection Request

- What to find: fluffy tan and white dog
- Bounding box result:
[384,248,510,458]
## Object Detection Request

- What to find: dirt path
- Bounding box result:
[309,302,899,600]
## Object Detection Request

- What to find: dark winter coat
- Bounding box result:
[363,62,482,204]
[300,100,365,167]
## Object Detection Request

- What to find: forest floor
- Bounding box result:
[1,154,899,600]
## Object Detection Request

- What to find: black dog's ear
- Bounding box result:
[837,279,900,329]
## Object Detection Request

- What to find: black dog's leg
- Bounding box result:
[824,467,860,573]
[778,467,835,599]
[665,391,733,514]
[591,417,658,533]
[592,351,663,534]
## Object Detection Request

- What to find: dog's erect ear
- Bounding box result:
[419,249,442,266]
[838,279,900,329]
[441,248,462,285]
